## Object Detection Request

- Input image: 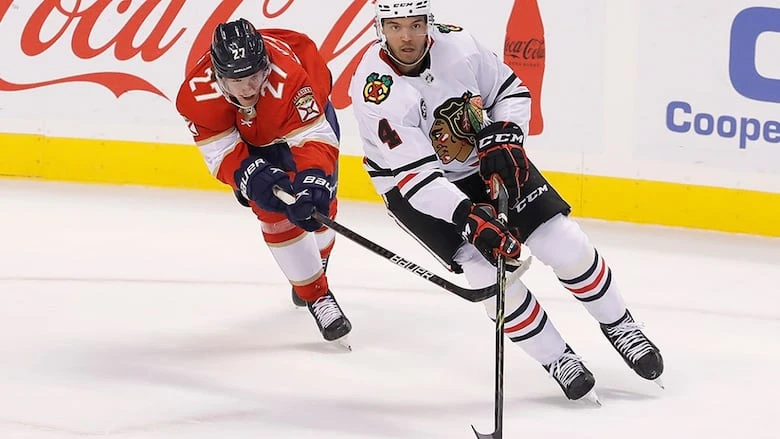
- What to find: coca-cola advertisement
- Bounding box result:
[0,0,390,147]
[0,2,536,146]
[0,0,609,164]
[503,0,545,135]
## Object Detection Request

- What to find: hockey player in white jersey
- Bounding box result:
[349,0,664,402]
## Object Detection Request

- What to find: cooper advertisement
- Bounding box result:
[637,1,780,192]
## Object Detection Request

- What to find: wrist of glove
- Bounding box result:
[234,156,292,212]
[286,169,334,232]
[476,121,530,206]
[453,200,521,266]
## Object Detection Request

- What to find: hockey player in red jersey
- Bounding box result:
[176,18,351,345]
[349,0,664,401]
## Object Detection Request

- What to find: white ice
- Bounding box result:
[0,179,778,439]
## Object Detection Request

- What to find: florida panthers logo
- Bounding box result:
[293,86,321,123]
[363,73,393,104]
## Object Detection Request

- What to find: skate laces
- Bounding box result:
[547,352,586,387]
[310,294,342,327]
[604,319,654,364]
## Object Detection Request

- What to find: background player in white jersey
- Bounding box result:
[349,0,664,401]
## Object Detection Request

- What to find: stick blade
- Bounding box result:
[471,425,500,439]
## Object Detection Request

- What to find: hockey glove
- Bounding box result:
[453,200,522,266]
[287,169,334,232]
[476,121,530,207]
[234,156,292,213]
[233,189,251,208]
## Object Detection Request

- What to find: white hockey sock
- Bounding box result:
[455,244,567,365]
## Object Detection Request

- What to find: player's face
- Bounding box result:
[220,69,266,107]
[382,17,428,66]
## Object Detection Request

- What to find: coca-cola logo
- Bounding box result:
[0,0,377,109]
[504,38,545,61]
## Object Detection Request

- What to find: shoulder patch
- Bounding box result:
[293,86,321,123]
[435,23,463,33]
[363,73,393,104]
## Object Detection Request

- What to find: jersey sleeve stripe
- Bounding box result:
[495,73,519,98]
[501,91,532,100]
[199,129,241,175]
[393,154,439,175]
[403,171,444,199]
[284,115,339,150]
[368,169,394,178]
[364,156,387,171]
[195,128,236,147]
[397,172,419,189]
[364,156,393,177]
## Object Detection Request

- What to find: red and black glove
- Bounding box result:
[453,200,522,265]
[476,121,530,207]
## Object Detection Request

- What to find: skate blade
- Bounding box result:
[582,389,601,407]
[330,336,352,351]
[653,377,665,389]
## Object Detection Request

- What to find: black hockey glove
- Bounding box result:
[453,200,522,266]
[233,189,251,207]
[476,121,529,207]
[287,169,334,232]
[234,156,292,212]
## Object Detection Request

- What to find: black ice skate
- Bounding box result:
[308,290,352,349]
[600,310,664,387]
[543,345,600,404]
[292,257,330,307]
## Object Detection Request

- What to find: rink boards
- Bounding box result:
[0,1,778,236]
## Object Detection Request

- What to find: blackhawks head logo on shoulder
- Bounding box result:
[363,73,394,104]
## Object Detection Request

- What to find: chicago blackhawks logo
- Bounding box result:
[429,91,484,164]
[363,73,393,104]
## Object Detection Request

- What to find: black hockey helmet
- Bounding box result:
[210,18,269,79]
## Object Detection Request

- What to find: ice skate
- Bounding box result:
[543,345,600,405]
[308,290,352,350]
[291,288,307,307]
[601,310,664,387]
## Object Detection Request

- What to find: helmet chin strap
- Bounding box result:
[228,95,257,112]
[215,75,258,113]
[384,37,431,70]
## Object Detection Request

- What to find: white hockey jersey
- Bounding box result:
[349,24,532,224]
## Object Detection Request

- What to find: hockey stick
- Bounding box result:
[272,186,497,303]
[471,178,509,439]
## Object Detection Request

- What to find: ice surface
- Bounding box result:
[1,180,777,438]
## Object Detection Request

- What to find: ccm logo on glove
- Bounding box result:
[478,132,525,149]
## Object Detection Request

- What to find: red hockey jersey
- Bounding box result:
[176,28,339,189]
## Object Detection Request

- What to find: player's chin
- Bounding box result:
[402,51,423,64]
[236,94,259,107]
